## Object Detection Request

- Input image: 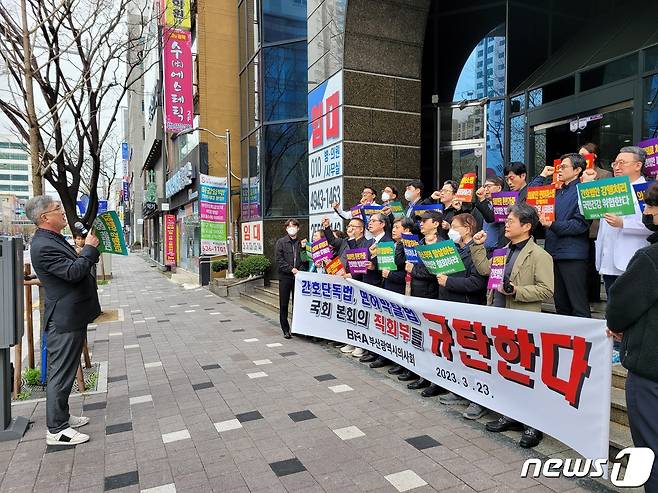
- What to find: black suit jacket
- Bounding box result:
[30,228,101,332]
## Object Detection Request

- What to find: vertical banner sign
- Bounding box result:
[122,181,130,203]
[93,211,128,256]
[637,137,658,177]
[199,174,228,255]
[163,29,193,132]
[491,192,517,223]
[164,214,177,266]
[416,241,466,275]
[487,248,508,290]
[121,142,129,160]
[292,273,612,466]
[526,185,556,221]
[576,176,636,220]
[164,0,191,29]
[455,173,477,202]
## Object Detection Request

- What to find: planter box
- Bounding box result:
[211,270,227,279]
[209,275,264,297]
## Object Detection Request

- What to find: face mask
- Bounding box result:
[286,227,298,236]
[381,192,391,202]
[448,228,462,243]
[642,213,658,231]
[404,190,414,202]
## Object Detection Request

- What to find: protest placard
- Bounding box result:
[401,233,420,263]
[527,185,556,221]
[345,248,369,274]
[411,204,444,216]
[633,182,649,212]
[456,173,477,202]
[576,176,636,220]
[311,238,333,263]
[491,191,518,223]
[325,256,345,276]
[638,137,658,177]
[487,248,508,290]
[93,211,128,255]
[388,201,405,219]
[583,153,595,170]
[376,241,397,270]
[416,240,466,276]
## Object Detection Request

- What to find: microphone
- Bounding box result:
[74,221,89,235]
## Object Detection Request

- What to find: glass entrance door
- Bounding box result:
[531,101,633,174]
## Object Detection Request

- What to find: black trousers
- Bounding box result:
[278,274,294,334]
[586,239,602,301]
[626,371,658,493]
[553,259,591,318]
[46,322,86,433]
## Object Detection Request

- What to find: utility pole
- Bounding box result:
[20,0,43,195]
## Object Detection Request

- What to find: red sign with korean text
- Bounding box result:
[164,214,177,266]
[163,28,193,132]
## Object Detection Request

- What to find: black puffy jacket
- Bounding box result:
[440,242,488,305]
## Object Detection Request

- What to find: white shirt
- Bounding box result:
[373,231,386,244]
[334,201,379,240]
[596,176,650,276]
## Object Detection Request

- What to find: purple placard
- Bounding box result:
[638,137,658,176]
[491,191,518,223]
[311,238,333,263]
[487,248,508,290]
[345,248,369,275]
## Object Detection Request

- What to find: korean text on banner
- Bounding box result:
[576,176,636,220]
[292,273,611,466]
[163,28,193,132]
[401,234,420,263]
[163,214,177,266]
[487,248,508,290]
[411,204,444,216]
[416,240,466,275]
[164,0,191,29]
[526,185,556,222]
[311,238,333,264]
[92,211,128,256]
[491,192,517,223]
[345,248,369,275]
[376,242,397,270]
[199,174,228,255]
[456,173,477,202]
[638,137,658,177]
[388,201,404,219]
[633,182,649,213]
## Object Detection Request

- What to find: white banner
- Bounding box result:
[292,272,612,464]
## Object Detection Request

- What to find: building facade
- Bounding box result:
[0,136,32,201]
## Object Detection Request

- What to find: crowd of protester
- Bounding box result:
[275,144,658,485]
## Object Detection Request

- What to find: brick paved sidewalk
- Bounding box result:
[0,254,615,493]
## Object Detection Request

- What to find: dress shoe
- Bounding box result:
[369,358,388,369]
[388,365,403,375]
[360,353,377,363]
[421,383,443,397]
[340,344,356,354]
[407,378,430,390]
[397,371,419,382]
[352,348,366,358]
[519,427,543,448]
[485,416,524,433]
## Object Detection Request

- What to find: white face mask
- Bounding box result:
[381,192,391,202]
[448,228,462,243]
[404,190,415,202]
[286,227,298,236]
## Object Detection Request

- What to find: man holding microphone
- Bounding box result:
[26,196,101,446]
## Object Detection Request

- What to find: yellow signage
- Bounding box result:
[165,0,191,30]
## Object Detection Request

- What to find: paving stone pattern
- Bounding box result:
[3,254,613,493]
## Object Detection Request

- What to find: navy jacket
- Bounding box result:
[528,176,590,260]
[441,242,487,304]
[30,228,101,332]
[382,241,406,294]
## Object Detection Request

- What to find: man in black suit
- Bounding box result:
[26,196,101,446]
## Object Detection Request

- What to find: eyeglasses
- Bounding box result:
[348,224,363,229]
[440,188,454,193]
[611,160,638,168]
[41,204,63,216]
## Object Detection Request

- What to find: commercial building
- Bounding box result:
[0,136,32,201]
[303,0,658,245]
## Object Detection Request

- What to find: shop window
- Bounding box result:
[510,93,525,113]
[528,76,574,108]
[645,44,658,73]
[263,0,307,43]
[246,0,259,59]
[580,54,638,92]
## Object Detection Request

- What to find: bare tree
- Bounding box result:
[0,0,159,227]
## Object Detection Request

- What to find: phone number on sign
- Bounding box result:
[434,367,493,398]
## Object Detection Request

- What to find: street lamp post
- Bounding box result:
[173,127,236,283]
